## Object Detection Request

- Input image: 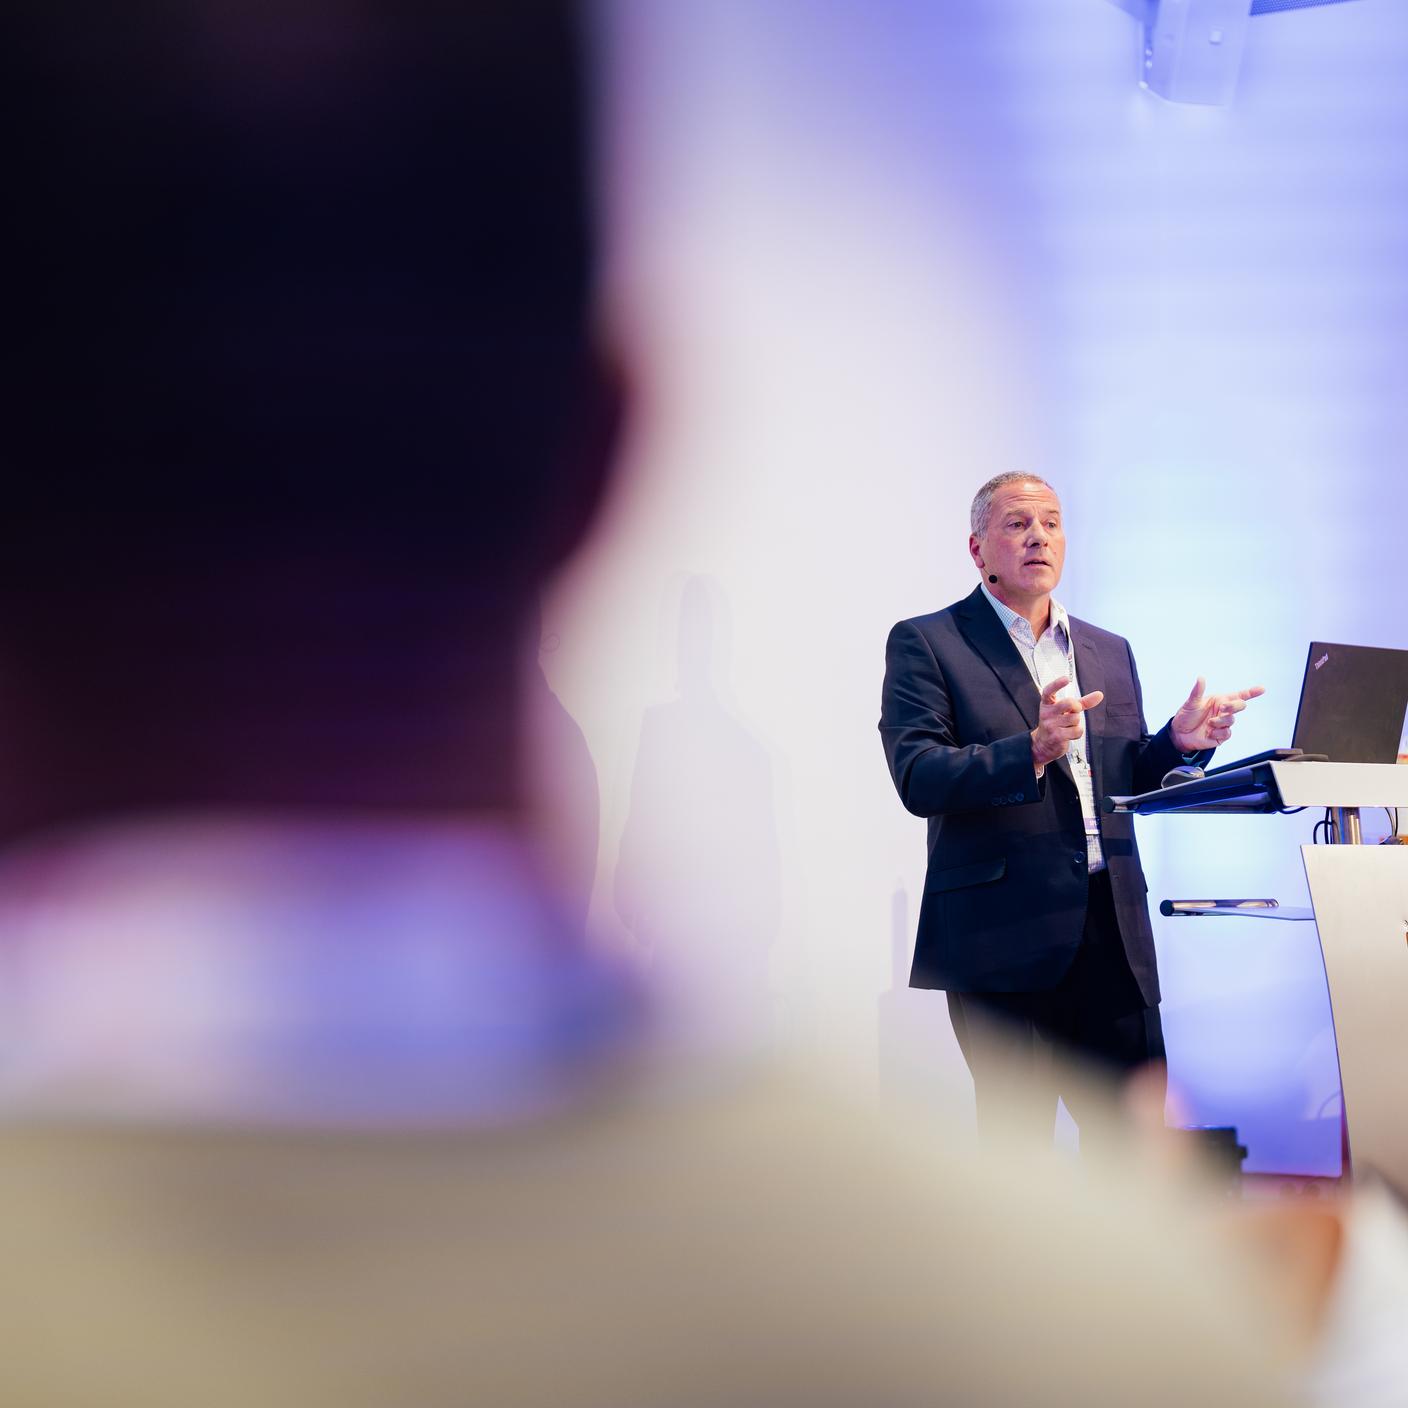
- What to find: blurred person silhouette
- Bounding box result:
[0,3,1301,1405]
[5,0,635,1128]
[615,575,780,1045]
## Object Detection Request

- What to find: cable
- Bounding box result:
[1313,1090,1343,1120]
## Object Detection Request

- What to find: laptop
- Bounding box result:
[1203,640,1408,778]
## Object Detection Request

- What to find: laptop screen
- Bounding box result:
[1292,641,1408,764]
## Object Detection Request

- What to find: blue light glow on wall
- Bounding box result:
[991,0,1408,1172]
[590,0,1408,1174]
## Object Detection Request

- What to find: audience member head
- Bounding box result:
[5,0,620,832]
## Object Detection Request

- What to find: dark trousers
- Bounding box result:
[946,869,1165,1146]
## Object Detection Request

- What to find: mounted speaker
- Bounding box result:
[1107,0,1367,105]
[1142,0,1254,105]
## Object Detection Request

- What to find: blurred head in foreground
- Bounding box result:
[2,0,637,1125]
[7,0,620,834]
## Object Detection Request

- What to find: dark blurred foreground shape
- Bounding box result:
[0,2,1302,1403]
[6,0,614,832]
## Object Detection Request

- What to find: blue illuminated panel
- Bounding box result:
[1251,0,1363,14]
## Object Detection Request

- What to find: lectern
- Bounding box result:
[1105,760,1408,1182]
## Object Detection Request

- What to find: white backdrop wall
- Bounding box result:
[533,0,1408,1173]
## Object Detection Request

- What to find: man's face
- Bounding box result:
[969,481,1065,597]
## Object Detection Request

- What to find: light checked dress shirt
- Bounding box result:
[980,582,1105,873]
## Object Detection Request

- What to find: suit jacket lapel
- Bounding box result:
[953,586,1040,730]
[1069,615,1106,800]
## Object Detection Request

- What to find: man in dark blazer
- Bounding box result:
[879,473,1262,1138]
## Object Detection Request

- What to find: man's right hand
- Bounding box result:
[1030,675,1104,772]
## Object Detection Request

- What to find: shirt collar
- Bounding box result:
[979,580,1070,649]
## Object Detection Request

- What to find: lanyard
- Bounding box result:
[1019,623,1098,835]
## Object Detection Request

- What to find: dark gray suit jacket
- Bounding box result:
[879,586,1199,1004]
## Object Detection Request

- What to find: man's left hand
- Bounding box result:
[1171,677,1265,753]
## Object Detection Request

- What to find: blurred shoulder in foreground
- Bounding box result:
[0,2,1298,1404]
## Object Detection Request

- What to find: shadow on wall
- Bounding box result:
[527,609,601,940]
[614,575,780,1044]
[877,882,972,1124]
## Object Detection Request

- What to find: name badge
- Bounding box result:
[1074,755,1100,837]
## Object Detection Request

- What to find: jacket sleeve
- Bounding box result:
[1128,639,1214,794]
[879,620,1042,818]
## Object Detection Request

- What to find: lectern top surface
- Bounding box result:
[1269,761,1408,809]
[1103,760,1408,817]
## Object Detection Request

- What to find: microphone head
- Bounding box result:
[1160,764,1205,789]
[988,574,998,584]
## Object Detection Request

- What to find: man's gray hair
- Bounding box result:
[969,473,1057,539]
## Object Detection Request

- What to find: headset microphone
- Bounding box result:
[988,574,998,584]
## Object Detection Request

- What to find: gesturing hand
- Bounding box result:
[1170,677,1265,753]
[1030,675,1104,772]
